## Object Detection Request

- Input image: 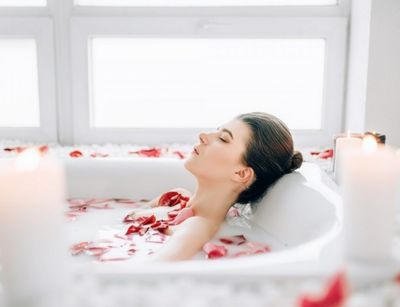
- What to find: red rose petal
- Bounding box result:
[70,150,83,158]
[319,149,333,160]
[3,146,27,153]
[38,145,49,154]
[141,214,156,225]
[123,213,136,223]
[158,191,190,207]
[128,148,162,158]
[125,224,141,235]
[298,271,347,307]
[395,272,400,284]
[219,235,246,245]
[173,150,185,159]
[203,242,228,259]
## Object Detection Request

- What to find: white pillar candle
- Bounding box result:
[0,149,71,306]
[334,132,363,184]
[396,149,400,213]
[341,136,397,263]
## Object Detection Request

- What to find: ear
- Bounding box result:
[232,166,255,186]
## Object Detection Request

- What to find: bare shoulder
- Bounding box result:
[175,215,220,237]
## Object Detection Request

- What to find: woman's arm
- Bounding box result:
[149,216,219,261]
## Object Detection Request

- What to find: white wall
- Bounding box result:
[345,0,400,147]
[365,0,400,147]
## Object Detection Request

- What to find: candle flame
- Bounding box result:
[346,130,351,138]
[15,148,41,171]
[362,135,378,154]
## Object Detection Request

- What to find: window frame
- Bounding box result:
[0,16,58,142]
[0,0,350,147]
[71,15,347,146]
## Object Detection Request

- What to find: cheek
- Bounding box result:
[188,146,240,180]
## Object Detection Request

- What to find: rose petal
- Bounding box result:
[90,152,109,158]
[203,242,228,259]
[298,271,347,307]
[70,150,83,158]
[97,249,132,262]
[319,149,333,160]
[125,225,141,235]
[71,241,92,255]
[173,150,185,159]
[158,191,190,207]
[227,207,240,217]
[128,148,162,158]
[39,145,49,154]
[219,235,246,245]
[243,242,271,253]
[3,146,26,153]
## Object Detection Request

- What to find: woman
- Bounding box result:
[132,112,303,261]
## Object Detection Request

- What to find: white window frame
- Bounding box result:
[71,15,347,146]
[0,0,349,147]
[0,16,58,142]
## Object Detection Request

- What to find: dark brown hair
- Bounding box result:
[235,112,303,205]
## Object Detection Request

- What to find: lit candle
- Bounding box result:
[341,136,397,263]
[334,131,363,184]
[0,149,71,306]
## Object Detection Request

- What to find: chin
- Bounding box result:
[183,158,193,173]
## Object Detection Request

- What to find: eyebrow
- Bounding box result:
[217,127,234,140]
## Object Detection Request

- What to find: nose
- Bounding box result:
[199,132,208,145]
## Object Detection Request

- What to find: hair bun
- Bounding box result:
[288,150,303,173]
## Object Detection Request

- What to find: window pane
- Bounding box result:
[0,0,46,6]
[89,38,325,130]
[0,39,40,127]
[76,0,337,6]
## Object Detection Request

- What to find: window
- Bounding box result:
[0,18,57,142]
[75,0,337,7]
[0,0,349,146]
[0,0,46,6]
[89,37,325,130]
[0,39,40,127]
[72,16,347,146]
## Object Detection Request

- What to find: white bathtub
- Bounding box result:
[64,158,343,280]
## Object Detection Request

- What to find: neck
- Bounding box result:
[188,179,238,222]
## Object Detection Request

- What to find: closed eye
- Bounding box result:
[219,137,228,143]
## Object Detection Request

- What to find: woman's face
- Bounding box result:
[184,119,252,184]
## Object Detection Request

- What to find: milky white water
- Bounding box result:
[64,199,287,263]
